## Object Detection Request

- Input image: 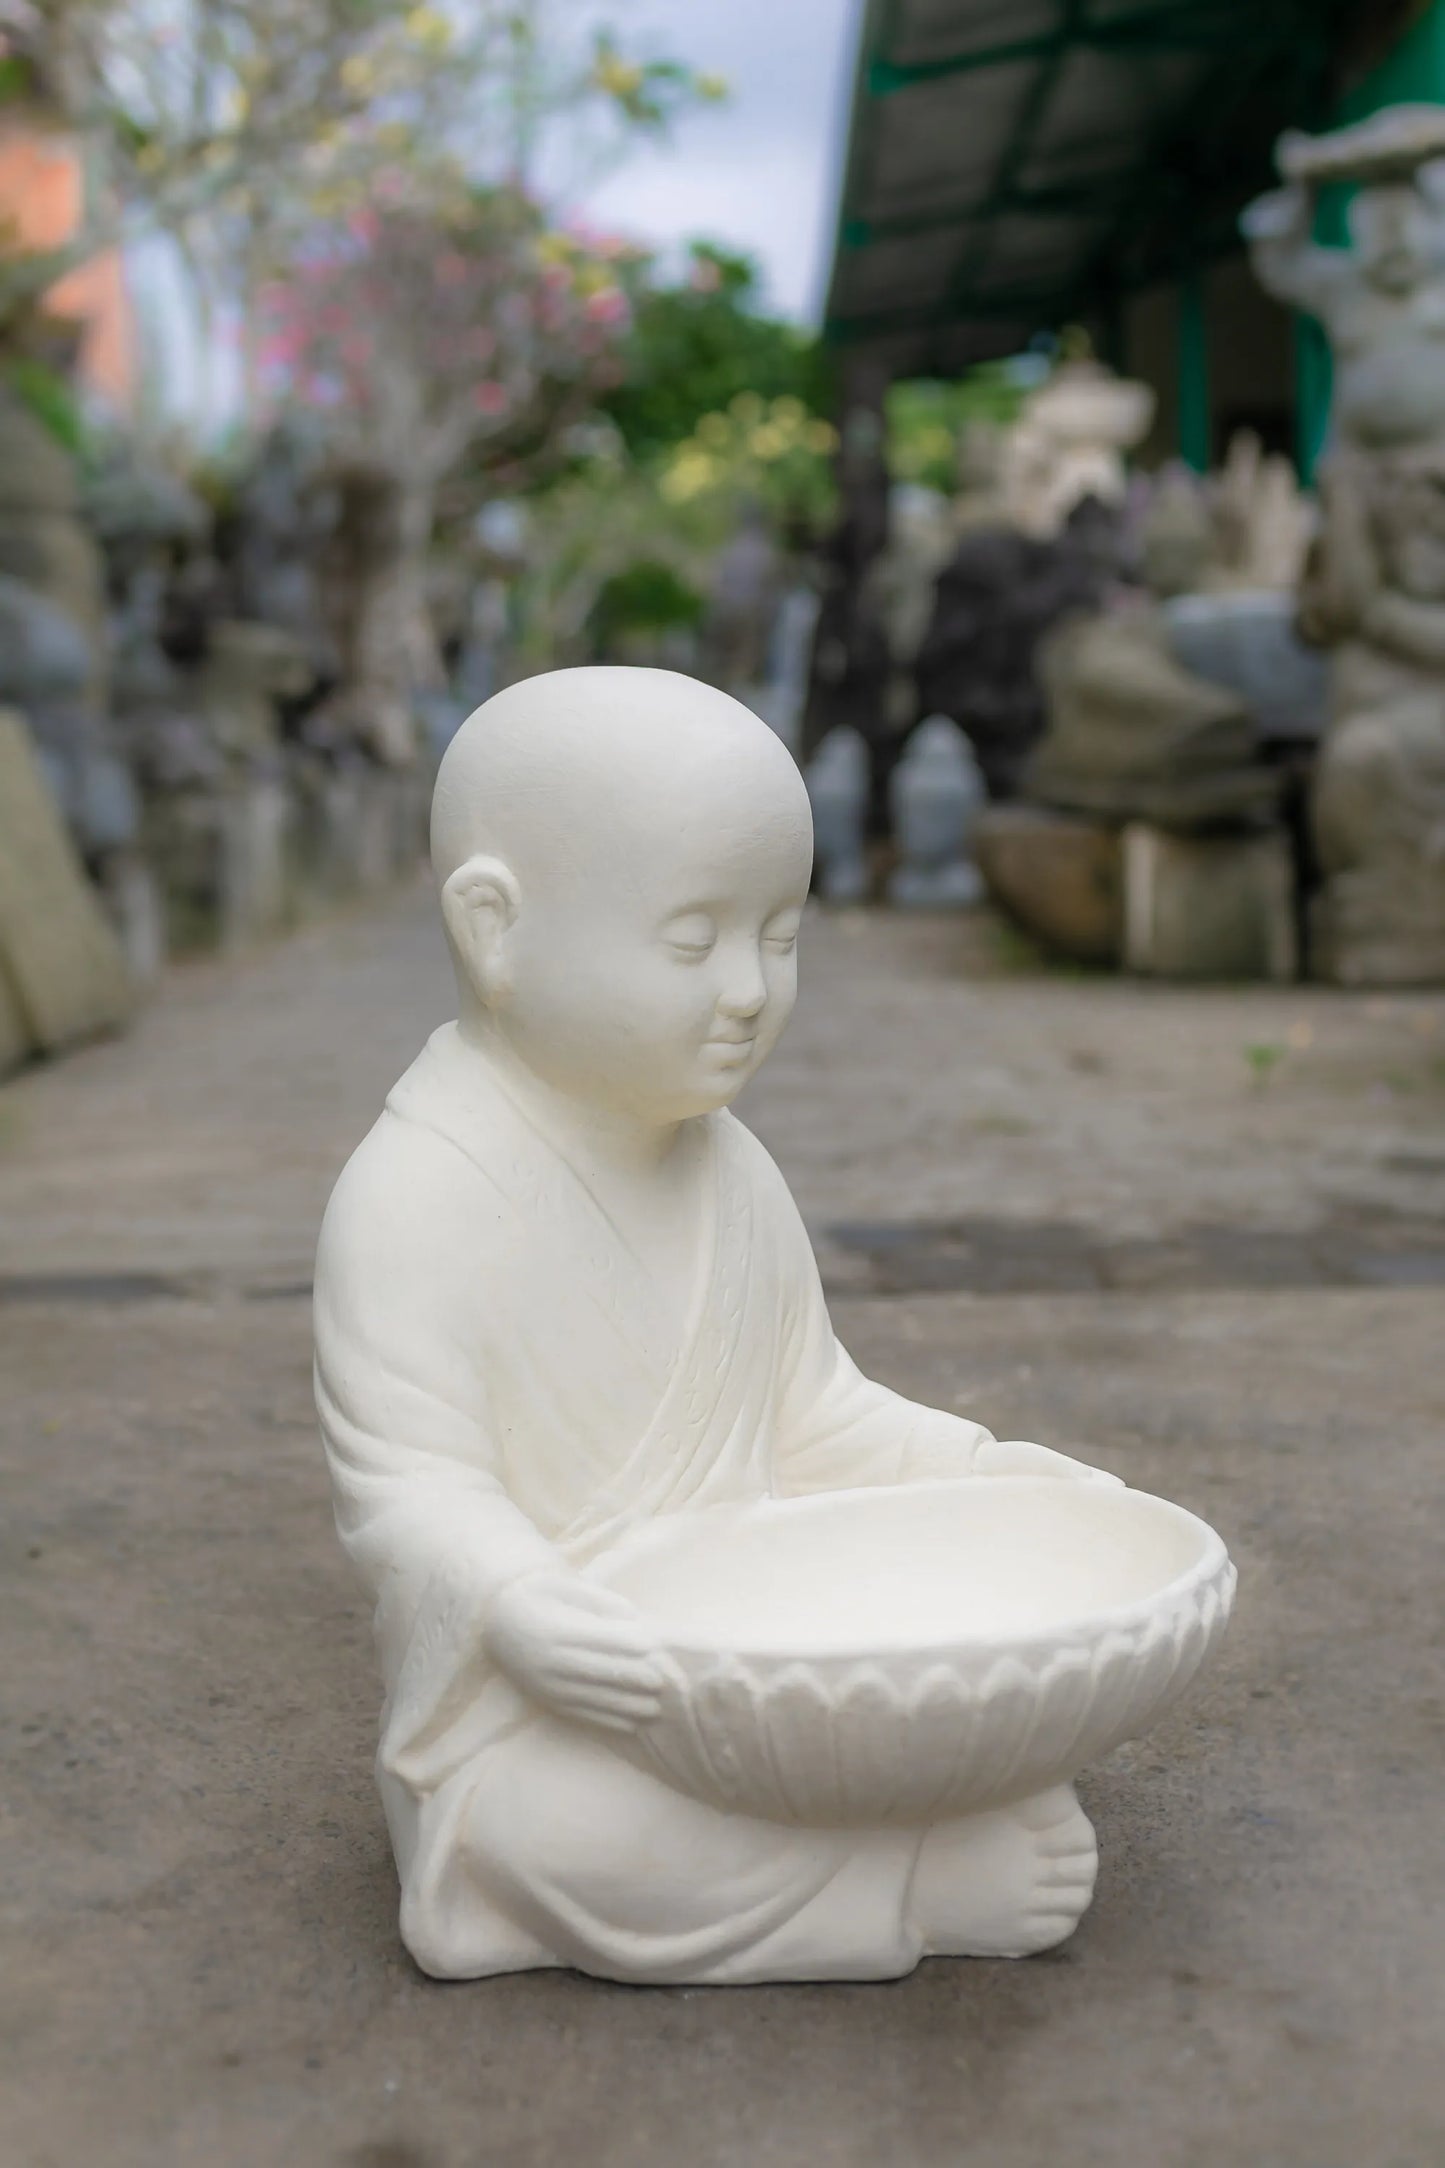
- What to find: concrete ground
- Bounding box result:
[4,884,1444,2168]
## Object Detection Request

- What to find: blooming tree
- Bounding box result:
[258,189,634,491]
[252,182,638,752]
[22,0,716,413]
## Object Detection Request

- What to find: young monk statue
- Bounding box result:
[314,666,1109,1984]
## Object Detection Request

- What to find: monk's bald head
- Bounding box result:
[431,666,810,891]
[431,668,813,1119]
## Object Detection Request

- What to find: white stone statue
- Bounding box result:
[1242,108,1445,456]
[1244,106,1445,982]
[999,361,1156,539]
[314,667,1234,1984]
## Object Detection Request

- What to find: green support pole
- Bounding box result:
[1178,267,1210,472]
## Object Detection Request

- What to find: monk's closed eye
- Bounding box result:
[763,914,801,954]
[663,912,718,960]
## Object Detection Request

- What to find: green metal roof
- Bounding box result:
[825,0,1393,370]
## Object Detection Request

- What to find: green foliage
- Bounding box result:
[0,54,35,106]
[2,359,85,453]
[589,557,704,645]
[657,390,837,543]
[601,243,830,461]
[887,364,1032,489]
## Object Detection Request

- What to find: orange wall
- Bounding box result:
[0,125,136,408]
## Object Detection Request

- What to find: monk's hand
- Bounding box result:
[972,1437,1122,1486]
[485,1567,666,1734]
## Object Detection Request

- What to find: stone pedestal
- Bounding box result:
[1122,824,1297,982]
[1310,866,1445,988]
[974,805,1122,965]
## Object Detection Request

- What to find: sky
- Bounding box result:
[578,0,861,322]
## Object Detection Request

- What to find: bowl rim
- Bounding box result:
[591,1476,1234,1669]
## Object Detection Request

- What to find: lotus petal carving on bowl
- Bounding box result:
[592,1478,1235,1827]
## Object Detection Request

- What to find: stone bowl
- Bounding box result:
[593,1478,1235,1828]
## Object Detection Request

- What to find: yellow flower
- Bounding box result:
[805,419,839,453]
[770,395,805,427]
[403,6,452,51]
[730,391,763,427]
[748,423,788,461]
[696,72,729,102]
[697,412,730,449]
[660,450,717,503]
[594,54,644,98]
[340,54,375,94]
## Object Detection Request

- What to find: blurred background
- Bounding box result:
[4,0,1445,1029]
[4,5,1445,2162]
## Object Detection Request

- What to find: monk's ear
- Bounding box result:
[440,854,521,1006]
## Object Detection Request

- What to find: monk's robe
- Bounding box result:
[314,1022,1001,1984]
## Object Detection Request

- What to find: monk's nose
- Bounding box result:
[717,961,766,1020]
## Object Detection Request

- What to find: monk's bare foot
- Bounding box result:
[908,1785,1098,1958]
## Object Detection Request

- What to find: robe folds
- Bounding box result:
[314,1023,998,1984]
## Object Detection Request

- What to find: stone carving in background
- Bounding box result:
[860,483,957,747]
[1210,430,1313,593]
[998,361,1155,540]
[1106,459,1325,786]
[1028,606,1281,832]
[0,709,134,1074]
[805,725,870,902]
[952,420,1006,535]
[703,503,780,694]
[887,716,984,907]
[307,460,420,769]
[748,582,820,755]
[1136,468,1216,602]
[1164,591,1328,751]
[1244,103,1445,982]
[914,496,1125,799]
[0,395,158,975]
[226,416,339,680]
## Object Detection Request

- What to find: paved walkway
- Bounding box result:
[5,886,1444,2167]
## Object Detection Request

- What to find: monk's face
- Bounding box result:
[498,753,813,1124]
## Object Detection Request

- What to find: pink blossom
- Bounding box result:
[583,287,628,327]
[346,209,380,245]
[473,381,509,416]
[258,329,304,368]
